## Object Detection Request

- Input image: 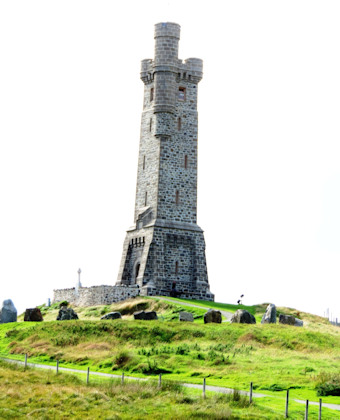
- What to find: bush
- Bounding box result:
[315,372,340,396]
[113,350,132,368]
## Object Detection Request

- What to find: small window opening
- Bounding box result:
[177,117,181,131]
[149,118,152,132]
[135,263,140,280]
[175,261,179,275]
[184,155,188,169]
[178,87,186,101]
[150,87,154,102]
[175,190,179,205]
[143,155,146,170]
[145,192,148,206]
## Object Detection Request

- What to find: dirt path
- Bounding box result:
[2,357,340,412]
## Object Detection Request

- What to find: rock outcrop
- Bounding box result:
[279,314,296,326]
[133,310,158,320]
[294,318,303,327]
[101,312,122,320]
[204,309,222,324]
[0,299,17,324]
[56,307,78,321]
[230,309,256,324]
[179,311,194,322]
[261,304,276,324]
[24,308,43,322]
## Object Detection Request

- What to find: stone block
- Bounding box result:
[294,318,303,327]
[230,309,256,324]
[279,314,296,326]
[204,309,222,324]
[56,307,78,321]
[0,299,17,324]
[133,310,158,320]
[24,308,43,322]
[261,304,276,324]
[101,312,122,320]
[179,311,194,322]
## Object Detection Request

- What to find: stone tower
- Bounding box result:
[116,22,214,301]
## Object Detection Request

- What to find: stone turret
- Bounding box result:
[117,23,213,301]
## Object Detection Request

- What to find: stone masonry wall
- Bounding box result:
[53,285,139,307]
[117,22,214,301]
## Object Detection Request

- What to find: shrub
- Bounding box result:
[315,372,340,396]
[113,350,131,368]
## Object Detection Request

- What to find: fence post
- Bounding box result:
[24,353,28,370]
[285,389,289,418]
[203,378,206,399]
[305,400,309,420]
[158,373,162,388]
[121,372,124,385]
[249,382,253,404]
[319,398,322,420]
[86,367,90,384]
[56,360,59,375]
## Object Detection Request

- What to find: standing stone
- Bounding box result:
[179,311,194,322]
[261,304,277,324]
[279,314,296,326]
[230,309,256,324]
[204,309,222,324]
[56,307,78,321]
[101,312,122,320]
[294,318,303,327]
[116,22,213,302]
[24,308,43,322]
[0,299,17,324]
[133,310,158,320]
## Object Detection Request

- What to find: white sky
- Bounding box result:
[0,1,339,320]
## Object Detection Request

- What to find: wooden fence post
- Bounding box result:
[56,360,59,374]
[158,373,162,388]
[285,389,289,418]
[24,354,28,370]
[86,367,90,384]
[319,398,322,420]
[249,382,253,404]
[203,378,206,399]
[121,372,124,385]
[305,400,309,420]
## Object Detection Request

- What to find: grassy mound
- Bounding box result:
[3,296,340,407]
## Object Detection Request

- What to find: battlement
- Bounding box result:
[141,57,203,84]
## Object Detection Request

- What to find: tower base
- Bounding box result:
[116,219,214,301]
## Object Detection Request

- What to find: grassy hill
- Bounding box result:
[1,297,340,418]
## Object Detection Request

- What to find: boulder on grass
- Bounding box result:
[279,314,295,326]
[24,308,43,322]
[261,304,277,324]
[133,310,158,320]
[0,299,17,324]
[230,309,256,324]
[57,307,78,321]
[101,312,122,320]
[204,309,222,324]
[294,318,303,327]
[179,311,194,322]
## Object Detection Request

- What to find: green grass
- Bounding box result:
[0,360,338,419]
[0,359,276,419]
[2,296,340,417]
